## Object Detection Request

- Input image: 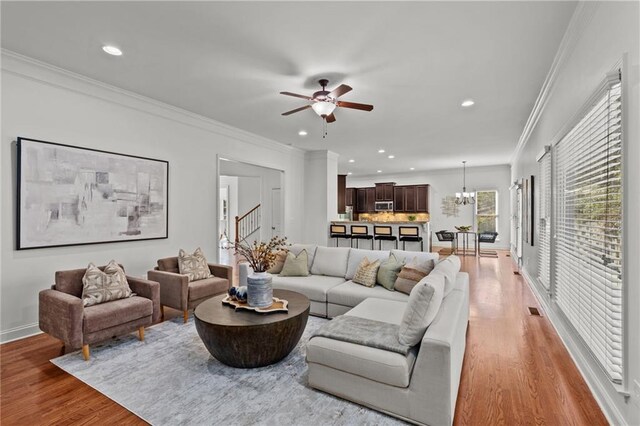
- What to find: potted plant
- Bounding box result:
[234,236,288,308]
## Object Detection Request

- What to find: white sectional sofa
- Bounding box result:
[238,244,440,317]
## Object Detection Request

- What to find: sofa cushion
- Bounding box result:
[178,248,213,282]
[157,257,179,273]
[352,258,381,287]
[390,249,439,265]
[290,244,317,270]
[189,276,228,300]
[345,249,390,280]
[328,281,409,307]
[433,255,461,297]
[267,250,288,274]
[345,298,407,325]
[83,296,153,333]
[55,263,126,298]
[377,254,405,291]
[280,250,310,277]
[394,257,435,295]
[272,275,345,302]
[307,336,418,388]
[81,261,133,307]
[398,272,445,346]
[311,247,350,277]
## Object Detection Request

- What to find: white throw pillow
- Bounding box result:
[311,247,351,277]
[398,272,445,346]
[345,249,390,280]
[391,249,439,266]
[433,255,461,297]
[290,244,317,270]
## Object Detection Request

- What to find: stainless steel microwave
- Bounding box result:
[374,201,393,211]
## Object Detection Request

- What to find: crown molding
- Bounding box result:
[510,1,599,165]
[1,49,305,158]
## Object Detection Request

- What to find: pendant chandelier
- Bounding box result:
[455,161,475,205]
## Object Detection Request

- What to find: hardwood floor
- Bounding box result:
[0,251,607,425]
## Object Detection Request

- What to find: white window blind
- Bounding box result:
[554,77,623,383]
[537,151,551,291]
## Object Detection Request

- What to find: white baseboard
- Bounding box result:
[520,268,627,426]
[0,323,42,344]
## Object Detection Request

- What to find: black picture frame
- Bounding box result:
[15,137,169,250]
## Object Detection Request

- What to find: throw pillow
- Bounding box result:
[433,255,461,297]
[394,256,435,295]
[178,248,213,282]
[267,250,288,274]
[353,257,381,287]
[398,272,446,346]
[279,250,310,277]
[377,254,405,291]
[81,261,134,307]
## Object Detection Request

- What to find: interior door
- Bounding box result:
[219,186,229,248]
[271,188,282,238]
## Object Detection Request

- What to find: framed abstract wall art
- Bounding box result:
[17,137,169,249]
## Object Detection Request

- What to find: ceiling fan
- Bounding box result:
[280,79,374,123]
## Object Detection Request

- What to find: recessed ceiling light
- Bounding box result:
[377,170,382,173]
[410,167,415,171]
[348,159,355,163]
[348,172,353,175]
[461,99,475,107]
[378,149,385,153]
[102,45,123,56]
[298,130,308,136]
[388,155,395,159]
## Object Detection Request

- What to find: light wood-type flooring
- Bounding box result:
[0,251,607,425]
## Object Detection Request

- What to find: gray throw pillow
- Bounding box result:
[377,254,405,291]
[398,272,445,346]
[81,260,133,307]
[394,257,435,295]
[279,250,310,277]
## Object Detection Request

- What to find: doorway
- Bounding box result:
[271,188,282,238]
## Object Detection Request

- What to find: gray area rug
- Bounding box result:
[52,316,405,425]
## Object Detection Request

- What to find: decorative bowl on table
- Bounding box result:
[455,226,472,232]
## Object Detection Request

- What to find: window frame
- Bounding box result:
[475,189,499,237]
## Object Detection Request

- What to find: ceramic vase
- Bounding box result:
[247,271,273,308]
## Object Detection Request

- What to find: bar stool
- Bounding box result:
[329,224,351,247]
[478,232,499,257]
[373,225,398,250]
[399,226,423,251]
[350,225,374,249]
[435,231,457,254]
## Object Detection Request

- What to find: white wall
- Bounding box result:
[219,175,238,243]
[347,165,512,249]
[303,150,339,246]
[0,52,306,342]
[511,3,640,424]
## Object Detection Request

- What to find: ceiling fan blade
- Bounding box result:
[281,105,312,116]
[280,91,313,100]
[326,113,337,123]
[336,101,374,111]
[328,84,352,99]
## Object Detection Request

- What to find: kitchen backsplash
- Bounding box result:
[358,212,430,222]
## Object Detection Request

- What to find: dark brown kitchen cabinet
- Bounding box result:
[375,183,395,201]
[404,186,417,212]
[345,188,356,207]
[337,175,346,214]
[366,187,376,212]
[416,185,429,213]
[394,186,405,211]
[356,188,367,213]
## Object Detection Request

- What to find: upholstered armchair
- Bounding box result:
[148,257,232,323]
[39,265,160,361]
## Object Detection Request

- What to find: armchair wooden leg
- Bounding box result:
[160,305,165,321]
[82,344,90,361]
[138,326,145,341]
[183,310,189,324]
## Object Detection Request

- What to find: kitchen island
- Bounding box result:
[330,220,431,251]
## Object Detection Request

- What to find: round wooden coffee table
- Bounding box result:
[194,289,310,368]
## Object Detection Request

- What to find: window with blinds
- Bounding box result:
[537,150,551,291]
[554,76,623,383]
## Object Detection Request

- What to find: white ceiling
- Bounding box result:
[1,1,576,175]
